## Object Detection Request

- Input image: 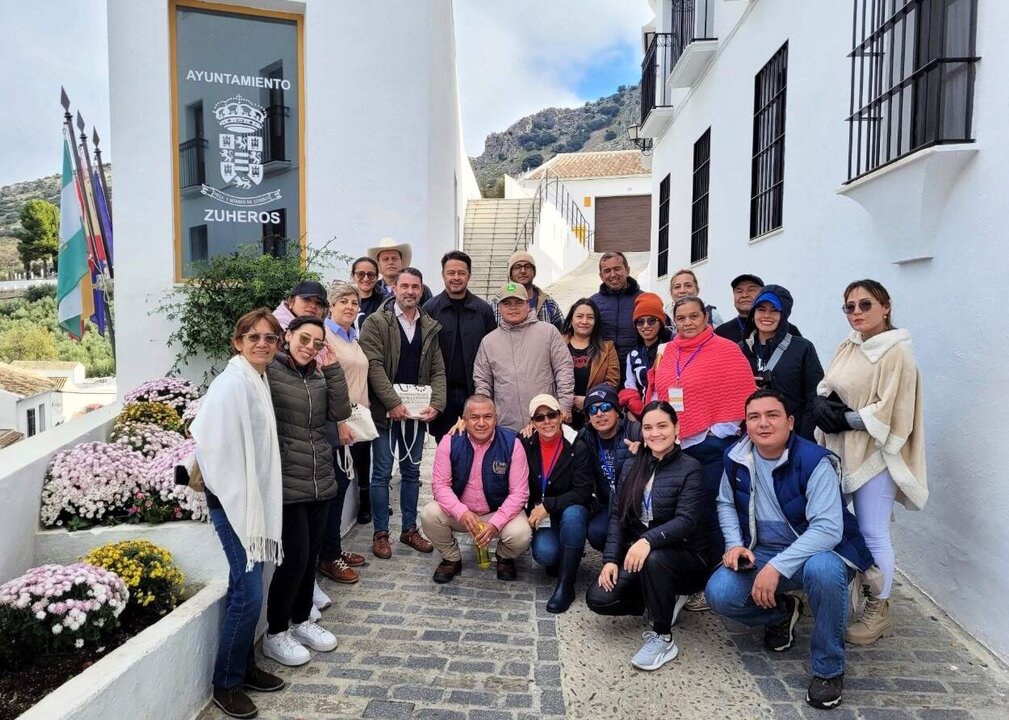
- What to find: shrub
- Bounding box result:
[0,563,128,666]
[604,129,618,141]
[144,438,209,522]
[40,442,149,529]
[83,541,184,620]
[522,153,544,171]
[114,401,183,434]
[23,284,57,302]
[110,422,185,459]
[123,377,201,415]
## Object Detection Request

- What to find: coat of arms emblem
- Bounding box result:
[214,95,266,189]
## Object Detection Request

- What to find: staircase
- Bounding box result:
[463,198,535,301]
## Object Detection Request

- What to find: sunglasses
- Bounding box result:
[587,402,614,416]
[634,317,660,327]
[532,409,560,423]
[842,299,874,314]
[242,332,280,346]
[296,332,327,351]
[354,271,378,280]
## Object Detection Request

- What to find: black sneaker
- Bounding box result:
[764,594,803,652]
[213,687,258,719]
[242,665,286,692]
[806,673,843,710]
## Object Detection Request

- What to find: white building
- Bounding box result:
[10,360,117,419]
[0,363,62,440]
[107,0,479,392]
[636,0,1005,659]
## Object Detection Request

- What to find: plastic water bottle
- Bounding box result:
[474,522,491,569]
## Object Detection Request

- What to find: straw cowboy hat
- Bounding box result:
[367,237,412,267]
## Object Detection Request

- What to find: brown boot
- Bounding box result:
[400,527,434,553]
[371,531,392,559]
[319,557,360,584]
[845,597,894,645]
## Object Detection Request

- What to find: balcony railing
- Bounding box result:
[259,104,289,164]
[178,137,207,189]
[670,0,716,70]
[641,33,674,126]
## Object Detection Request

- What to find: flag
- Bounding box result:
[87,167,113,335]
[56,133,94,339]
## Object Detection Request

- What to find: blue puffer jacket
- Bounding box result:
[591,277,642,377]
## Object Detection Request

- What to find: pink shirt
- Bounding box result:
[432,432,530,531]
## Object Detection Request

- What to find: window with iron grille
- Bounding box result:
[750,43,788,239]
[657,174,671,277]
[691,128,711,263]
[846,0,978,181]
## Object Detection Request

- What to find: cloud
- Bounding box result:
[0,0,110,186]
[454,0,652,156]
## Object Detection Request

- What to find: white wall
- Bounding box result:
[108,0,470,392]
[644,0,1009,659]
[527,201,589,288]
[516,175,652,234]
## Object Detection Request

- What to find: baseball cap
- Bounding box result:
[529,394,560,416]
[752,289,783,311]
[498,281,529,302]
[585,384,619,410]
[730,273,764,289]
[291,280,329,305]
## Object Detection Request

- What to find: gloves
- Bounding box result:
[618,387,645,418]
[813,393,854,434]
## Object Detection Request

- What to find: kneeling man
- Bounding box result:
[421,394,532,583]
[706,389,874,711]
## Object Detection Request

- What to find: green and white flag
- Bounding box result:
[56,133,92,339]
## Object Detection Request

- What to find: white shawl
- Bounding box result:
[191,355,284,569]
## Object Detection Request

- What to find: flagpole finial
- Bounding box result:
[76,111,86,134]
[60,87,70,112]
[92,128,101,147]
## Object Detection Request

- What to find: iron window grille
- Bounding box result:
[657,174,671,278]
[750,43,788,239]
[691,128,711,263]
[846,0,979,181]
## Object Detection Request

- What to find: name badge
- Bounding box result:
[668,386,685,412]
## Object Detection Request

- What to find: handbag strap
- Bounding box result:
[389,419,425,466]
[335,445,355,480]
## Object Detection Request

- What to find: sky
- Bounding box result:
[0,0,650,186]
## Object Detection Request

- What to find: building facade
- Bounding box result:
[636,0,1006,659]
[107,0,478,391]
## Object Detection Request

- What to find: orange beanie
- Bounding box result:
[633,292,665,322]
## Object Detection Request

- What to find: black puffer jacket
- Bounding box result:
[268,352,352,504]
[521,432,590,514]
[602,447,711,565]
[573,419,643,511]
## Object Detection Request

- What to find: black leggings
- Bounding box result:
[585,546,709,633]
[352,442,371,492]
[267,501,328,634]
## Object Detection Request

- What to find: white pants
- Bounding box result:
[853,470,897,599]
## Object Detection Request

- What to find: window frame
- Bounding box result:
[690,128,711,263]
[749,42,788,240]
[657,174,671,278]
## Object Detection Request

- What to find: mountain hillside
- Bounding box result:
[471,84,640,196]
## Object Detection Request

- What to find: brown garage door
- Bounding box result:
[594,195,651,252]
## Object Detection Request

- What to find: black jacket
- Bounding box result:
[590,277,643,378]
[603,447,711,564]
[716,316,801,344]
[423,290,496,396]
[573,419,642,511]
[268,353,352,504]
[738,284,823,440]
[520,432,589,514]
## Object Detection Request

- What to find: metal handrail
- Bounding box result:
[514,168,593,252]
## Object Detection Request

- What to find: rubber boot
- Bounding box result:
[356,486,372,525]
[546,547,582,614]
[845,597,894,645]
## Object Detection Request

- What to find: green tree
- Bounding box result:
[14,199,60,275]
[0,321,59,361]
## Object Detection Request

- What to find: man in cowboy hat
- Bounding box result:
[368,237,433,305]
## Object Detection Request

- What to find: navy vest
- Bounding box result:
[394,320,422,384]
[449,427,516,511]
[726,434,874,572]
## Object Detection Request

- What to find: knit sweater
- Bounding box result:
[646,325,756,440]
[816,328,927,510]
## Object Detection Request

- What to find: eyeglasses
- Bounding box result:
[242,332,280,345]
[842,299,874,314]
[634,317,660,327]
[512,263,535,272]
[296,333,327,351]
[587,402,614,416]
[532,410,560,422]
[353,271,378,280]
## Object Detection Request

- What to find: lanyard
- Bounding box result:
[675,336,712,381]
[642,473,656,516]
[540,440,563,497]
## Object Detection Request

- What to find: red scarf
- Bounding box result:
[646,325,756,439]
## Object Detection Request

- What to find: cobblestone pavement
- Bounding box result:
[199,442,1009,719]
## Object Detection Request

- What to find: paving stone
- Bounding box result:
[421,629,462,642]
[347,684,390,699]
[467,711,514,720]
[915,711,975,720]
[501,661,531,677]
[361,699,415,719]
[389,685,445,702]
[412,711,466,720]
[448,660,497,673]
[756,677,792,701]
[326,667,374,680]
[893,678,948,693]
[538,689,565,715]
[857,709,915,720]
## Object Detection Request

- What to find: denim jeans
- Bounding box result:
[705,546,854,678]
[209,508,264,689]
[321,442,353,561]
[370,420,425,533]
[531,504,590,568]
[586,508,610,552]
[683,433,739,564]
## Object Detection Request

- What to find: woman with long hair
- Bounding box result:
[190,308,287,718]
[262,315,352,668]
[561,298,619,429]
[618,292,673,421]
[815,279,927,645]
[585,401,712,671]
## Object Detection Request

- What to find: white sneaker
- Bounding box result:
[312,581,332,610]
[291,620,338,652]
[630,631,679,671]
[262,630,311,666]
[310,604,322,622]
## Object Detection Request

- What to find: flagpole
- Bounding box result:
[93,128,112,213]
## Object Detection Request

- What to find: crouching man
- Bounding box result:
[705,389,875,711]
[420,394,532,583]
